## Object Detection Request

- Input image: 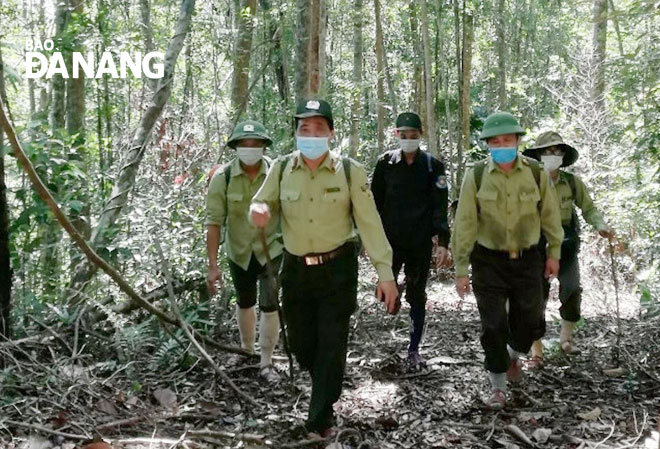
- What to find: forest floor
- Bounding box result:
[1,242,659,449]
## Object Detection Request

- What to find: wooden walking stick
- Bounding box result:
[608,236,622,364]
[258,228,294,379]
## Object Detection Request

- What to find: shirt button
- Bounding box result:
[310,198,314,202]
[309,219,313,223]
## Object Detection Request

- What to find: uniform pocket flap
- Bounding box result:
[280,190,301,201]
[227,192,244,201]
[519,190,540,202]
[476,190,498,201]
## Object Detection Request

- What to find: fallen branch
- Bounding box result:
[504,424,536,447]
[0,97,251,358]
[2,419,89,440]
[156,240,259,408]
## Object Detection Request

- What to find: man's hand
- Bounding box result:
[207,265,223,295]
[250,203,271,228]
[545,258,559,279]
[434,246,451,269]
[376,280,399,315]
[455,276,471,299]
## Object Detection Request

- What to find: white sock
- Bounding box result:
[259,311,280,368]
[560,319,577,343]
[507,345,525,360]
[237,305,256,353]
[489,372,507,391]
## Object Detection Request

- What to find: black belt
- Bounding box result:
[286,241,354,266]
[476,244,538,260]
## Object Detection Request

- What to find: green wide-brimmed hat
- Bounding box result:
[479,112,526,140]
[395,112,423,131]
[522,131,579,167]
[294,98,334,129]
[227,120,272,148]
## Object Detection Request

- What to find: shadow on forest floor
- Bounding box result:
[1,250,659,448]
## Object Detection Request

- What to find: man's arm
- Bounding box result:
[450,168,479,278]
[538,169,564,260]
[250,157,284,227]
[431,158,450,248]
[573,175,608,232]
[371,157,386,215]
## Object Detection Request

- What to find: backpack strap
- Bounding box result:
[473,160,487,192]
[564,172,577,199]
[342,157,352,187]
[224,164,231,190]
[526,157,541,188]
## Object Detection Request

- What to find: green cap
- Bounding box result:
[227,120,272,148]
[294,98,334,129]
[523,131,579,167]
[395,112,423,131]
[479,112,525,140]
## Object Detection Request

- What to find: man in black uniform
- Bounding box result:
[371,112,451,371]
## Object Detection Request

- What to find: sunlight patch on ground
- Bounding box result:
[337,379,401,418]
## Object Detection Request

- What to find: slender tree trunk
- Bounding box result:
[260,0,289,106]
[458,7,473,188]
[294,0,310,104]
[591,0,608,111]
[65,0,196,304]
[495,0,507,109]
[409,2,424,115]
[0,46,11,344]
[374,0,386,152]
[140,0,157,94]
[349,0,363,157]
[50,0,69,130]
[231,0,257,117]
[420,0,437,155]
[453,0,462,163]
[309,0,324,95]
[295,0,325,102]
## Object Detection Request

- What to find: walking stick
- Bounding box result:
[608,236,622,364]
[258,228,295,379]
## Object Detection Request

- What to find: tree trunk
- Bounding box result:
[295,0,325,102]
[591,0,608,111]
[374,0,386,152]
[294,0,310,104]
[260,0,289,106]
[349,0,363,157]
[49,0,69,130]
[0,46,11,344]
[231,0,257,117]
[65,0,196,304]
[495,0,507,109]
[458,7,473,188]
[420,0,437,155]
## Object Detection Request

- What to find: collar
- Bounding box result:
[291,150,341,172]
[230,157,268,177]
[487,154,525,173]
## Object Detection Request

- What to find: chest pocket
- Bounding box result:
[280,189,302,218]
[476,190,498,217]
[519,190,541,216]
[227,192,245,215]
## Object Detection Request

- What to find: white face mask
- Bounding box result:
[237,147,264,166]
[541,155,563,172]
[398,138,421,153]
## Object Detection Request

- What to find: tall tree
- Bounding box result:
[295,0,326,102]
[591,0,608,110]
[374,0,387,152]
[66,0,196,304]
[349,0,363,157]
[420,0,437,155]
[0,46,11,343]
[260,0,289,106]
[458,5,473,187]
[231,0,257,117]
[495,0,507,109]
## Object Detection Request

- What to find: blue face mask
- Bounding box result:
[297,136,330,159]
[489,147,518,164]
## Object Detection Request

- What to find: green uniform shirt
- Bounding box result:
[251,150,395,282]
[554,171,607,230]
[451,156,564,278]
[205,158,283,271]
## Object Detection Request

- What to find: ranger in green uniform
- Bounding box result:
[206,120,283,382]
[523,131,614,362]
[249,99,399,438]
[451,112,564,410]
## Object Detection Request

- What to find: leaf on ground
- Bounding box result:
[153,387,177,409]
[602,367,626,377]
[96,399,118,415]
[577,407,601,420]
[532,428,552,443]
